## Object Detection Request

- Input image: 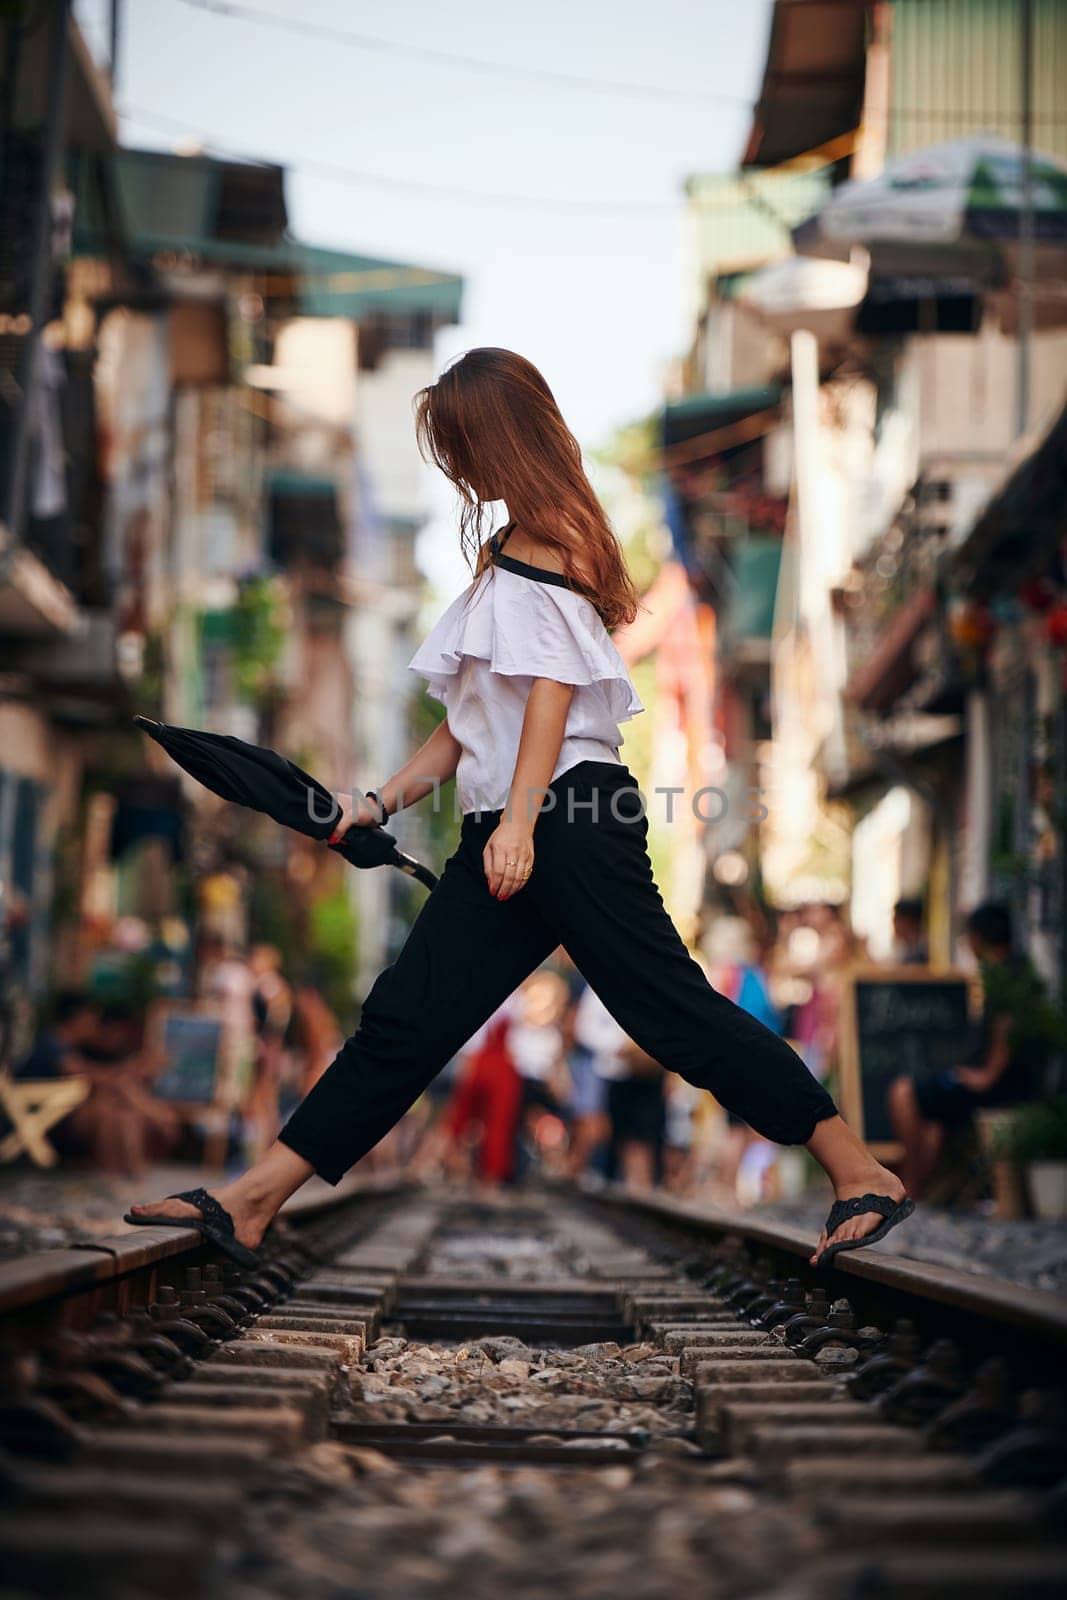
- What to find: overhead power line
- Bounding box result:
[173,0,750,107]
[119,104,681,216]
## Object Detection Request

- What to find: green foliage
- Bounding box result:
[994,1098,1067,1163]
[621,519,666,598]
[981,958,1067,1056]
[309,881,360,1028]
[133,628,167,719]
[246,865,358,1025]
[590,414,659,479]
[247,870,302,974]
[230,576,287,703]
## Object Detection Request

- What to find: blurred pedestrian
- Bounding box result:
[442,998,523,1184]
[197,934,255,1044]
[245,945,293,1156]
[889,902,1054,1198]
[559,960,610,1179]
[662,1077,699,1192]
[66,1000,179,1176]
[892,898,929,966]
[14,990,99,1084]
[790,903,862,1087]
[575,986,664,1191]
[289,978,343,1098]
[704,918,786,1201]
[510,969,571,1171]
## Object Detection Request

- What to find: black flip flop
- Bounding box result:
[124,1186,261,1269]
[816,1193,915,1265]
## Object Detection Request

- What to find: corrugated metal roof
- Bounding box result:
[686,168,829,276]
[742,1,1067,173]
[889,0,1067,164]
[953,395,1067,595]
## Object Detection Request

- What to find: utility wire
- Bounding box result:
[119,104,682,215]
[173,0,750,107]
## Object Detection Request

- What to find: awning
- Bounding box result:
[731,535,783,642]
[953,396,1067,597]
[72,149,464,324]
[662,385,782,453]
[741,0,868,169]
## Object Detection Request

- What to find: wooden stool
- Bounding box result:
[0,1073,89,1167]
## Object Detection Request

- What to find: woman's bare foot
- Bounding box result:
[126,1141,316,1251]
[126,1185,273,1251]
[805,1115,910,1265]
[809,1162,908,1265]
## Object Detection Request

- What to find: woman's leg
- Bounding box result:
[128,827,558,1244]
[527,766,905,1262]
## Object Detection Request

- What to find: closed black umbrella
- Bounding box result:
[134,717,437,891]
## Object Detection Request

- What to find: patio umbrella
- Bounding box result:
[796,136,1067,284]
[134,717,437,891]
[736,256,869,342]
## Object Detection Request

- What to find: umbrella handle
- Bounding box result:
[393,851,439,892]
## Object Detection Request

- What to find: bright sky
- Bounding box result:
[92,0,771,451]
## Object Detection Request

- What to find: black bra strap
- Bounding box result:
[493,521,515,555]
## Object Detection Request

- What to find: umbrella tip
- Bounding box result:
[133,715,160,731]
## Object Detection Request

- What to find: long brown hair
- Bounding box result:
[414,348,639,630]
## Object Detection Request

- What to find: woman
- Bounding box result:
[127,348,912,1268]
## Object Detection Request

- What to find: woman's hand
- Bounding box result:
[328,792,386,845]
[484,819,535,900]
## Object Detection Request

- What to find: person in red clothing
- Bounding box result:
[443,1001,523,1184]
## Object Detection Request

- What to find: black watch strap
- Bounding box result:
[365,790,390,826]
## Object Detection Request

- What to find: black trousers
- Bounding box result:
[279,761,838,1183]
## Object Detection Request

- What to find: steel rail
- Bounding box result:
[0,1171,405,1327]
[576,1183,1067,1373]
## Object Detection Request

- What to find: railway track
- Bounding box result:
[0,1179,1064,1599]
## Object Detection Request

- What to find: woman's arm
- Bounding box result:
[330,715,462,840]
[485,677,574,901]
[379,715,462,817]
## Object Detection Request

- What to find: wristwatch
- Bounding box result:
[365,789,390,826]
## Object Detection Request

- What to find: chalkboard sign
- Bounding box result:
[147,1003,232,1108]
[839,968,973,1152]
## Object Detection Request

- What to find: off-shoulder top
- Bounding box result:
[407,523,644,815]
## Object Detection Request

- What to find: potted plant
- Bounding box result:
[995,1099,1067,1221]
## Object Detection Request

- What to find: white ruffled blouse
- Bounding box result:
[407,532,644,816]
